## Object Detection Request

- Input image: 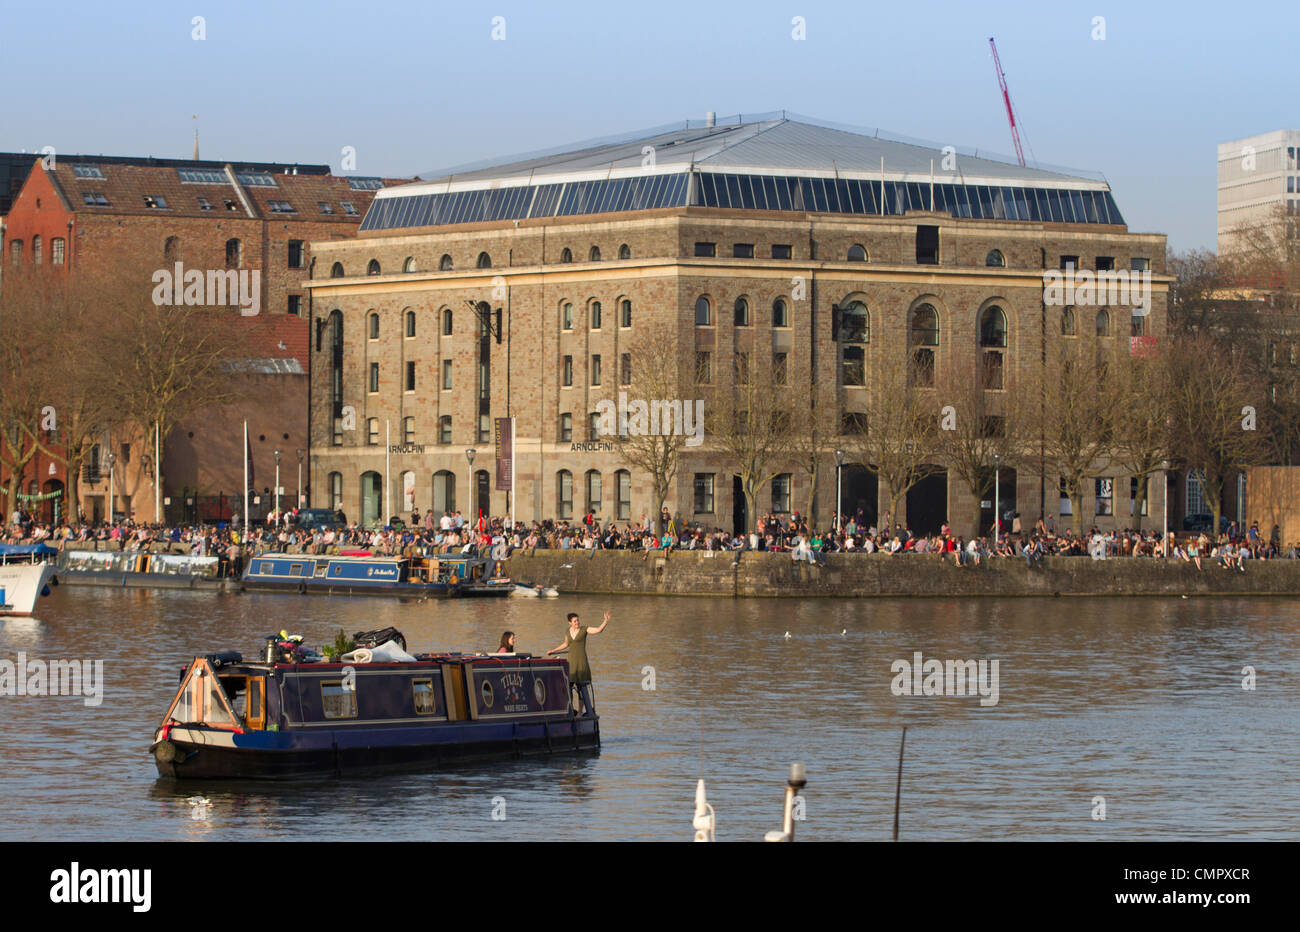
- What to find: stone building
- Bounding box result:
[306,113,1169,536]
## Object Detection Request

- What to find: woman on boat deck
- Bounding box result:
[496,631,516,653]
[546,610,610,713]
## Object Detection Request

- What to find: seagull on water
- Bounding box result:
[560,563,574,569]
[783,631,792,639]
[841,629,847,636]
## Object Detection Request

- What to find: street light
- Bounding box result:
[296,448,304,509]
[993,453,1002,539]
[273,449,282,524]
[1161,460,1170,557]
[834,450,845,533]
[105,451,116,526]
[466,448,478,523]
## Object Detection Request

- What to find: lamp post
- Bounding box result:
[993,453,1001,539]
[1161,460,1170,557]
[296,448,304,509]
[834,449,845,533]
[273,449,282,524]
[105,451,116,526]
[466,448,477,524]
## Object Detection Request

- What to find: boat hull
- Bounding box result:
[153,717,600,779]
[0,563,57,615]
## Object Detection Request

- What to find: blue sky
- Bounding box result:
[0,0,1289,251]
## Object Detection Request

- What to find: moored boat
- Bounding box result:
[0,544,59,616]
[241,551,513,598]
[149,633,600,779]
[56,548,222,589]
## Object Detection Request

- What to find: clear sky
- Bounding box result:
[0,0,1290,251]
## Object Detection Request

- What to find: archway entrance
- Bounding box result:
[40,480,65,525]
[840,464,878,531]
[360,471,381,527]
[733,475,747,537]
[906,467,948,536]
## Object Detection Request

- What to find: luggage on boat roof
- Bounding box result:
[352,627,407,651]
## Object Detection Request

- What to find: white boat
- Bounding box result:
[509,582,560,598]
[0,544,59,616]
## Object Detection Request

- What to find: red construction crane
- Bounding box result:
[988,37,1025,167]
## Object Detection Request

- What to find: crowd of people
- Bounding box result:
[5,502,1297,578]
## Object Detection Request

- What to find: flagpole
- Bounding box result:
[154,421,161,523]
[243,420,249,531]
[510,417,516,531]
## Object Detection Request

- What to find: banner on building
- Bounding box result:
[494,417,514,491]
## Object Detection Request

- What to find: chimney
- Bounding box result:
[705,111,716,127]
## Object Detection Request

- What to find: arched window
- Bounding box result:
[1096,309,1111,337]
[560,247,573,263]
[590,300,602,330]
[979,306,1007,347]
[1062,307,1077,336]
[619,298,632,327]
[367,259,381,275]
[589,246,601,262]
[438,416,452,444]
[980,306,1007,390]
[32,235,42,264]
[433,470,456,514]
[773,298,789,328]
[330,262,344,278]
[986,249,1006,268]
[403,256,416,273]
[405,309,416,338]
[615,469,631,520]
[734,297,750,326]
[476,252,491,269]
[439,254,453,271]
[442,308,453,335]
[695,296,712,326]
[847,244,868,262]
[840,301,869,342]
[561,302,574,331]
[368,312,379,340]
[225,238,241,269]
[585,469,602,513]
[618,244,631,260]
[164,236,180,261]
[909,304,939,388]
[557,470,573,520]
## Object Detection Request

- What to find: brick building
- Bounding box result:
[1,154,387,523]
[306,114,1169,535]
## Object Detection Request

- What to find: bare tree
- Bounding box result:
[789,376,838,525]
[1108,350,1175,530]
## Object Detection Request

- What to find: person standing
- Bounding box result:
[546,609,610,714]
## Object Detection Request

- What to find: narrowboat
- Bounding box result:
[0,544,58,616]
[149,639,600,779]
[241,551,513,598]
[56,548,223,589]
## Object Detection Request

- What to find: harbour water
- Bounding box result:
[2,587,1297,841]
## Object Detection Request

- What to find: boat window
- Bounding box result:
[321,681,358,718]
[259,562,274,575]
[314,563,328,578]
[202,675,238,726]
[168,675,196,723]
[533,677,546,706]
[330,564,343,576]
[480,680,494,708]
[221,676,248,718]
[246,677,265,729]
[412,679,436,715]
[289,563,303,577]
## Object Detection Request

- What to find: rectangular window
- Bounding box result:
[197,197,213,211]
[1186,469,1206,515]
[142,194,169,209]
[560,413,572,442]
[772,474,791,513]
[620,299,632,327]
[696,351,711,384]
[562,355,573,387]
[982,350,1004,390]
[773,352,787,385]
[321,682,358,719]
[772,244,792,259]
[588,412,601,441]
[1129,476,1149,516]
[287,295,301,316]
[590,302,601,329]
[403,417,414,445]
[694,473,715,514]
[916,225,939,265]
[442,360,452,390]
[591,354,601,386]
[1095,256,1114,271]
[558,472,573,520]
[288,240,305,268]
[1059,478,1073,515]
[620,353,631,386]
[1095,478,1113,516]
[367,419,379,445]
[734,352,750,384]
[1060,255,1079,270]
[439,417,452,444]
[1130,257,1150,272]
[369,363,379,392]
[340,201,359,216]
[733,243,755,258]
[406,361,416,391]
[50,238,65,265]
[618,471,631,520]
[1131,314,1145,337]
[412,680,436,715]
[694,242,716,257]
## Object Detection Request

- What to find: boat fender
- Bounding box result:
[40,584,51,597]
[297,581,307,595]
[448,574,459,585]
[152,740,177,763]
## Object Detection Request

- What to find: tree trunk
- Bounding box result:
[806,464,819,527]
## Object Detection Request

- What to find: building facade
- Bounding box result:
[1217,129,1300,255]
[307,115,1169,536]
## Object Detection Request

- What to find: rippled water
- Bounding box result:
[2,586,1297,841]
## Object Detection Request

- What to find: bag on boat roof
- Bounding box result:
[352,627,407,651]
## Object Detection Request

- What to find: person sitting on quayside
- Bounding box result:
[546,610,610,715]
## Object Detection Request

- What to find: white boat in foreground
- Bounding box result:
[0,544,58,616]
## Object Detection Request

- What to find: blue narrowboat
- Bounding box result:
[150,648,599,779]
[241,552,513,598]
